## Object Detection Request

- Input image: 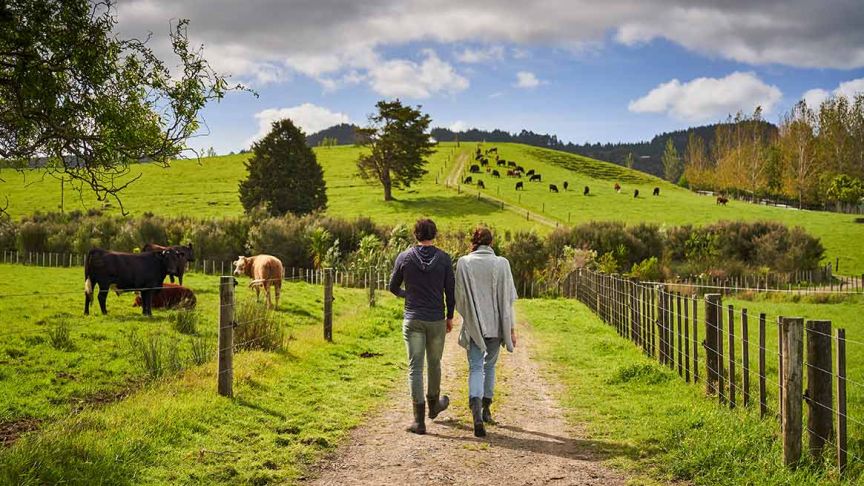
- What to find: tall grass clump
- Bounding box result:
[46,319,74,351]
[234,299,285,352]
[170,309,199,335]
[189,336,214,366]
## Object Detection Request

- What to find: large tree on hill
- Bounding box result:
[662,138,684,183]
[239,119,327,216]
[0,0,240,214]
[356,100,434,201]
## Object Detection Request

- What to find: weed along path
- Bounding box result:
[306,322,627,485]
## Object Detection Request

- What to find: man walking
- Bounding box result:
[389,218,455,434]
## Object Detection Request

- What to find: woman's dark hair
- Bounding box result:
[471,227,493,251]
[413,218,438,242]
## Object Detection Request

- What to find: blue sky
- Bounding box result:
[117,0,864,154]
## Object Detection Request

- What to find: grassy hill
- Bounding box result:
[1,142,861,272]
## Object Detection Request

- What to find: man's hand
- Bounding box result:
[446,318,453,333]
[511,329,517,347]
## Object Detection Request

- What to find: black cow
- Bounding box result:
[717,196,729,206]
[507,161,517,168]
[475,148,482,159]
[563,181,569,191]
[653,187,660,196]
[515,181,524,191]
[516,165,525,173]
[549,184,559,193]
[634,189,640,198]
[584,186,590,195]
[142,243,194,285]
[463,176,473,184]
[480,158,489,167]
[486,147,498,154]
[84,248,185,316]
[529,174,542,182]
[497,159,506,167]
[526,169,535,176]
[491,170,501,178]
[469,164,481,173]
[478,180,485,189]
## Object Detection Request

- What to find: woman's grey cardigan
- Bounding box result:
[455,246,518,353]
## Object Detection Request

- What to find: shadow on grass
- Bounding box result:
[431,419,639,463]
[387,196,503,217]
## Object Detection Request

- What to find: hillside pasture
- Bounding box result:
[465,143,864,274]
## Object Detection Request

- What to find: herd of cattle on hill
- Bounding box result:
[83,244,285,316]
[467,146,732,204]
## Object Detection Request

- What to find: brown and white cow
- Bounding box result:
[233,254,284,308]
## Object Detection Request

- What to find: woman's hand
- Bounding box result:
[446,318,453,333]
[510,329,517,348]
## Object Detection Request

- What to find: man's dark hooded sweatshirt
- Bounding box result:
[389,245,455,321]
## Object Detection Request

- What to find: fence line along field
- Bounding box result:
[3,141,861,273]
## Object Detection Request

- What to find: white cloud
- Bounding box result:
[801,77,864,108]
[455,46,505,63]
[116,0,864,92]
[628,72,782,121]
[449,120,469,132]
[514,71,542,89]
[368,50,469,98]
[247,103,350,146]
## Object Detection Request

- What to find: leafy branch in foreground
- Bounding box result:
[0,0,248,213]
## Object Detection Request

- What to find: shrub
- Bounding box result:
[630,256,663,281]
[246,215,313,268]
[16,221,48,252]
[234,300,285,352]
[503,231,547,293]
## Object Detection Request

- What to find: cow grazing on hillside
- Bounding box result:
[497,160,506,167]
[634,189,640,198]
[549,184,559,193]
[133,282,196,310]
[486,147,498,154]
[515,181,524,191]
[506,169,519,177]
[717,196,729,206]
[480,158,489,167]
[507,161,517,168]
[84,248,185,316]
[526,169,535,176]
[529,174,542,182]
[478,180,486,189]
[516,165,525,173]
[563,181,569,191]
[584,186,590,196]
[234,254,284,308]
[491,170,501,178]
[142,243,194,284]
[463,176,473,184]
[614,183,621,193]
[469,164,481,173]
[653,187,660,196]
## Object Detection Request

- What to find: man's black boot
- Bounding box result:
[469,397,486,437]
[427,394,450,419]
[482,397,496,424]
[408,402,426,435]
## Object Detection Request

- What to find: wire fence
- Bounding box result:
[565,267,862,477]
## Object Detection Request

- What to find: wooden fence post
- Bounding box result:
[728,305,736,409]
[368,271,376,308]
[677,293,683,377]
[218,276,235,398]
[806,320,833,459]
[780,317,804,467]
[717,297,725,405]
[742,309,750,408]
[692,295,698,383]
[759,313,768,418]
[705,294,721,397]
[324,269,334,342]
[837,328,847,475]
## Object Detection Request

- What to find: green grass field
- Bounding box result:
[520,298,858,485]
[0,264,407,484]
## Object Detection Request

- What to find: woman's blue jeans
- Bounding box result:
[467,337,501,399]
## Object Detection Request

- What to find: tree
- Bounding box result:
[779,101,819,208]
[624,152,634,170]
[356,100,434,201]
[0,0,240,212]
[662,138,683,183]
[239,119,327,216]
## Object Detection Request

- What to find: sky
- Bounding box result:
[115,0,864,155]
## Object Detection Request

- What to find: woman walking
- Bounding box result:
[455,227,518,437]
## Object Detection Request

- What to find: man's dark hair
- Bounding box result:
[413,218,437,242]
[471,227,493,251]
